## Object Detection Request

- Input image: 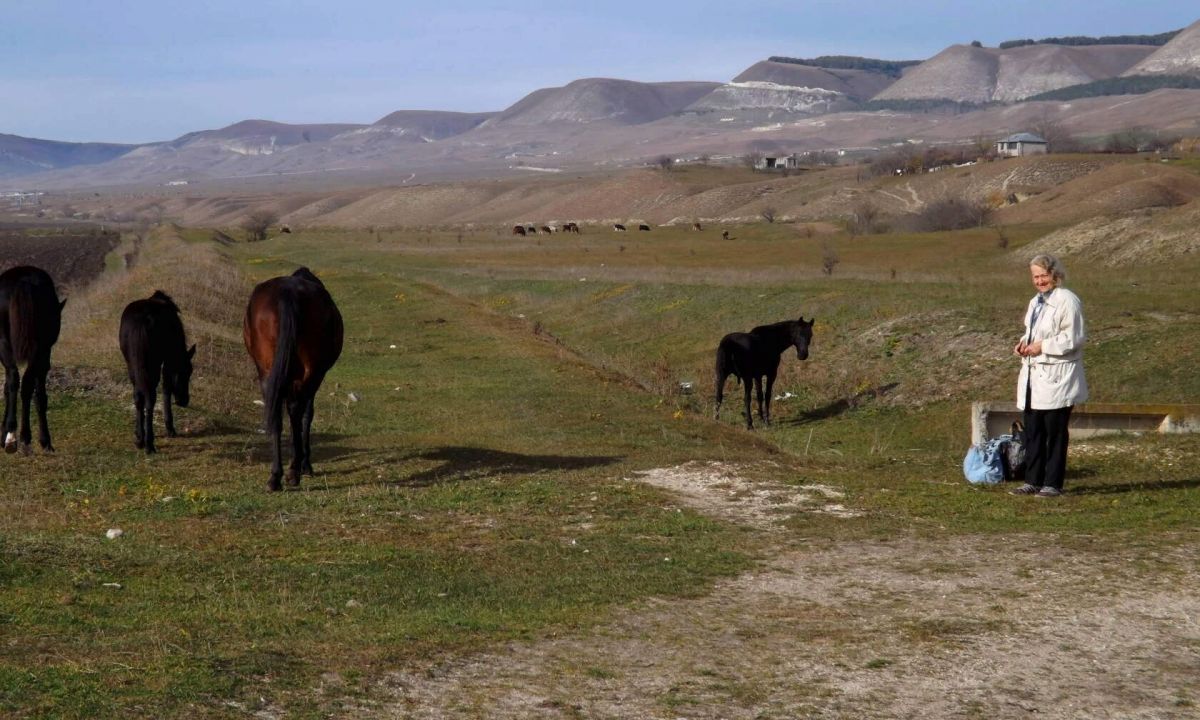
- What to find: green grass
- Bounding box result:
[3,218,1200,717]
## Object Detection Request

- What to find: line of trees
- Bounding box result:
[998,30,1179,49]
[767,55,920,77]
[1028,75,1200,102]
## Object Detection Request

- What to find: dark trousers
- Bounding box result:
[1024,385,1073,490]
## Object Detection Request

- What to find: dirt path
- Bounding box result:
[358,465,1200,719]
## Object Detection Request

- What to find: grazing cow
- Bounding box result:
[722,230,730,240]
[527,225,538,234]
[638,224,651,232]
[566,222,581,234]
[243,268,343,491]
[119,291,195,454]
[0,266,65,454]
[714,317,814,429]
[541,226,553,235]
[512,225,527,236]
[692,222,703,231]
[613,224,626,232]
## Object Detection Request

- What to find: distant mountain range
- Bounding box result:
[4,18,1200,190]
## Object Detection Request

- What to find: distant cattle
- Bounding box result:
[638,224,651,232]
[541,226,553,235]
[613,224,626,232]
[722,230,730,240]
[512,225,527,236]
[564,222,580,234]
[527,225,538,234]
[692,222,703,231]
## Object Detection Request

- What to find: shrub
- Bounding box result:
[911,196,991,232]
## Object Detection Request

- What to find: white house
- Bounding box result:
[996,132,1049,158]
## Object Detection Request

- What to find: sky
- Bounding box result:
[2,0,1196,144]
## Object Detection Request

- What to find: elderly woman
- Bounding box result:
[1011,254,1087,497]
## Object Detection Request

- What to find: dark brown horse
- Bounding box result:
[119,291,195,454]
[512,225,526,236]
[244,267,343,490]
[0,266,65,454]
[714,317,813,429]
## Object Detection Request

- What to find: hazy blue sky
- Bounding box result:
[2,1,1195,143]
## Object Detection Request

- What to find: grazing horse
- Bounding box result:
[512,225,527,236]
[721,230,730,240]
[526,225,538,234]
[0,266,65,454]
[638,223,651,231]
[566,222,581,234]
[613,224,627,232]
[119,291,196,454]
[244,267,343,491]
[714,317,814,429]
[692,222,703,231]
[541,225,553,235]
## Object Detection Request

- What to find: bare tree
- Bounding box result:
[241,209,280,242]
[760,206,777,224]
[655,154,674,171]
[821,240,840,276]
[697,153,711,166]
[744,151,764,170]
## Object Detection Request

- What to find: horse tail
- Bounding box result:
[262,292,298,436]
[8,284,38,364]
[714,342,741,388]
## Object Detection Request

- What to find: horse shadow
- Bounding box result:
[393,446,623,488]
[780,382,900,426]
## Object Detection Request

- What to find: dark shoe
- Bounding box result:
[1010,483,1040,495]
[1036,487,1062,498]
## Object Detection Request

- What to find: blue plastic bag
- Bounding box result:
[963,434,1012,485]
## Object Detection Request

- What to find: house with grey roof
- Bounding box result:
[996,132,1048,158]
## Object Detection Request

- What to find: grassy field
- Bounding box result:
[2,218,1199,718]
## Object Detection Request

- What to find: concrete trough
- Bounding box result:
[971,402,1200,445]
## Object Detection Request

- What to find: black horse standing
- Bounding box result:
[119,291,196,454]
[244,268,343,491]
[714,317,814,429]
[0,266,65,454]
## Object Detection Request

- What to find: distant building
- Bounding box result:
[755,153,801,170]
[996,132,1049,158]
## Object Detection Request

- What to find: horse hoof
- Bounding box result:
[134,439,145,450]
[4,433,16,454]
[301,462,314,476]
[285,470,301,487]
[20,443,33,456]
[145,446,157,455]
[166,430,178,439]
[266,478,282,492]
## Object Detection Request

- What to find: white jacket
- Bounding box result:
[1016,286,1088,410]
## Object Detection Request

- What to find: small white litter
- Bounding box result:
[105,528,123,540]
[253,399,265,407]
[773,391,797,401]
[102,583,122,589]
[389,344,397,349]
[348,392,360,402]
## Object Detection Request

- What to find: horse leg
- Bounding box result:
[267,409,284,492]
[742,377,754,430]
[133,387,146,449]
[143,383,158,454]
[754,376,765,424]
[163,384,177,438]
[301,395,315,475]
[33,358,53,452]
[19,364,36,454]
[764,372,776,426]
[2,361,18,453]
[284,398,305,487]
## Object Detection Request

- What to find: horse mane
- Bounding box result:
[749,319,796,336]
[150,290,180,313]
[291,267,323,286]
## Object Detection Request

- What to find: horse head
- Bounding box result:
[792,316,814,360]
[169,344,197,408]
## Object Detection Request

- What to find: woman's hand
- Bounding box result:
[1020,340,1043,357]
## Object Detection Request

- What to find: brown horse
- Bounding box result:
[512,225,526,236]
[0,266,65,454]
[120,291,195,454]
[244,267,343,491]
